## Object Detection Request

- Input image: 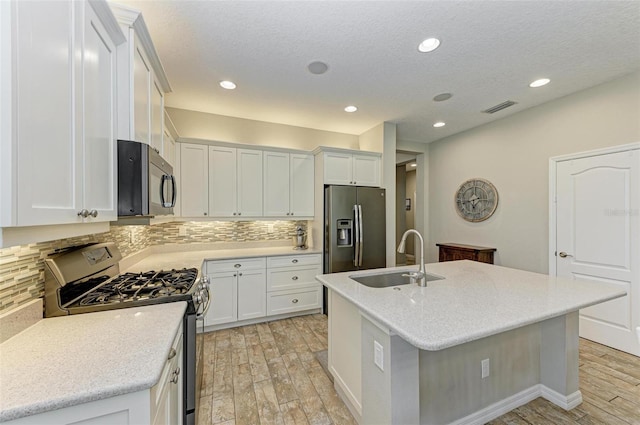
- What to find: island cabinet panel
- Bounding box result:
[436,243,496,264]
[327,290,363,421]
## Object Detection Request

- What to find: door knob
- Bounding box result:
[558,252,573,258]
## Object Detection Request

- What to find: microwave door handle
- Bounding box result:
[160,175,171,208]
[170,175,177,207]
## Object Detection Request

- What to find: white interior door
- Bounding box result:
[555,147,639,356]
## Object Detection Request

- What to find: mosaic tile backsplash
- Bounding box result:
[0,220,306,313]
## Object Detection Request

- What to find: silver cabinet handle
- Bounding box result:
[558,252,573,258]
[170,367,180,384]
[292,299,299,304]
[168,348,176,360]
[88,209,98,218]
[292,276,298,280]
[77,209,89,218]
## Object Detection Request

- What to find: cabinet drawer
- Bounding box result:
[267,254,321,269]
[206,257,266,273]
[267,266,321,291]
[151,330,182,414]
[267,287,321,316]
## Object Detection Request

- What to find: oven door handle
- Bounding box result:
[196,286,211,319]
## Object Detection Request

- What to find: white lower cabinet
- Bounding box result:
[203,258,267,327]
[266,254,322,316]
[3,329,183,425]
[204,253,322,328]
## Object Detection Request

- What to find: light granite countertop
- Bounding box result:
[0,302,187,422]
[316,260,626,351]
[121,242,322,273]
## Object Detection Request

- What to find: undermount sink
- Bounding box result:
[350,271,444,288]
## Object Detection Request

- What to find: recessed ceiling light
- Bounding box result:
[308,61,329,75]
[529,78,550,88]
[433,93,453,102]
[219,80,236,90]
[433,122,445,128]
[418,38,440,53]
[344,105,358,113]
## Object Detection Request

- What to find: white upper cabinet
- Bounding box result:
[162,127,176,167]
[110,3,170,152]
[180,143,209,217]
[264,151,314,217]
[208,147,263,218]
[208,146,237,217]
[317,148,381,187]
[0,0,124,233]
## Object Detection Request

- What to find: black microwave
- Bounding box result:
[117,140,176,216]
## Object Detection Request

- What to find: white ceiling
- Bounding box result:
[113,1,640,144]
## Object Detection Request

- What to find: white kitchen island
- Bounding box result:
[316,260,626,425]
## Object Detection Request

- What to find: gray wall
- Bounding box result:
[427,71,640,273]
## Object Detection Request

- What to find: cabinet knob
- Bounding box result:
[234,264,241,268]
[204,212,208,216]
[238,212,242,216]
[292,299,299,304]
[233,212,237,216]
[292,259,298,263]
[292,276,298,280]
[239,272,243,276]
[77,209,89,218]
[353,181,357,184]
[88,209,98,218]
[168,348,177,360]
[286,212,290,216]
[290,212,294,216]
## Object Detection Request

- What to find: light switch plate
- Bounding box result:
[374,340,384,371]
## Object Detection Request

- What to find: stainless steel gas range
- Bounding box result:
[43,242,210,425]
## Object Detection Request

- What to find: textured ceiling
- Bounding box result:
[112,1,640,144]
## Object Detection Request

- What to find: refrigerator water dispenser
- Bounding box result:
[336,220,352,246]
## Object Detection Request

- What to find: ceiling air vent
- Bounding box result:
[482,100,518,114]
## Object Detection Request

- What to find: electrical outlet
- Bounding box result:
[481,358,490,379]
[374,340,384,371]
[178,225,187,236]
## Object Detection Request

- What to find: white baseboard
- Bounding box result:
[540,386,583,410]
[448,384,582,425]
[448,385,541,425]
[201,308,321,332]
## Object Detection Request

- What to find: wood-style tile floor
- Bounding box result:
[198,315,640,425]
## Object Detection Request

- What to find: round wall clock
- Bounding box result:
[455,178,499,222]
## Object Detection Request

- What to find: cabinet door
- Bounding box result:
[83,2,117,222]
[263,151,290,216]
[237,149,263,216]
[15,0,82,225]
[237,269,266,320]
[150,81,164,154]
[162,127,175,167]
[208,146,237,217]
[180,144,209,217]
[204,272,237,326]
[324,152,353,185]
[133,38,151,143]
[290,154,314,217]
[352,154,380,187]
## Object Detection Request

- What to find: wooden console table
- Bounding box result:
[436,243,496,264]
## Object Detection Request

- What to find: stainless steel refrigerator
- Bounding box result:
[324,185,386,271]
[323,185,386,312]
